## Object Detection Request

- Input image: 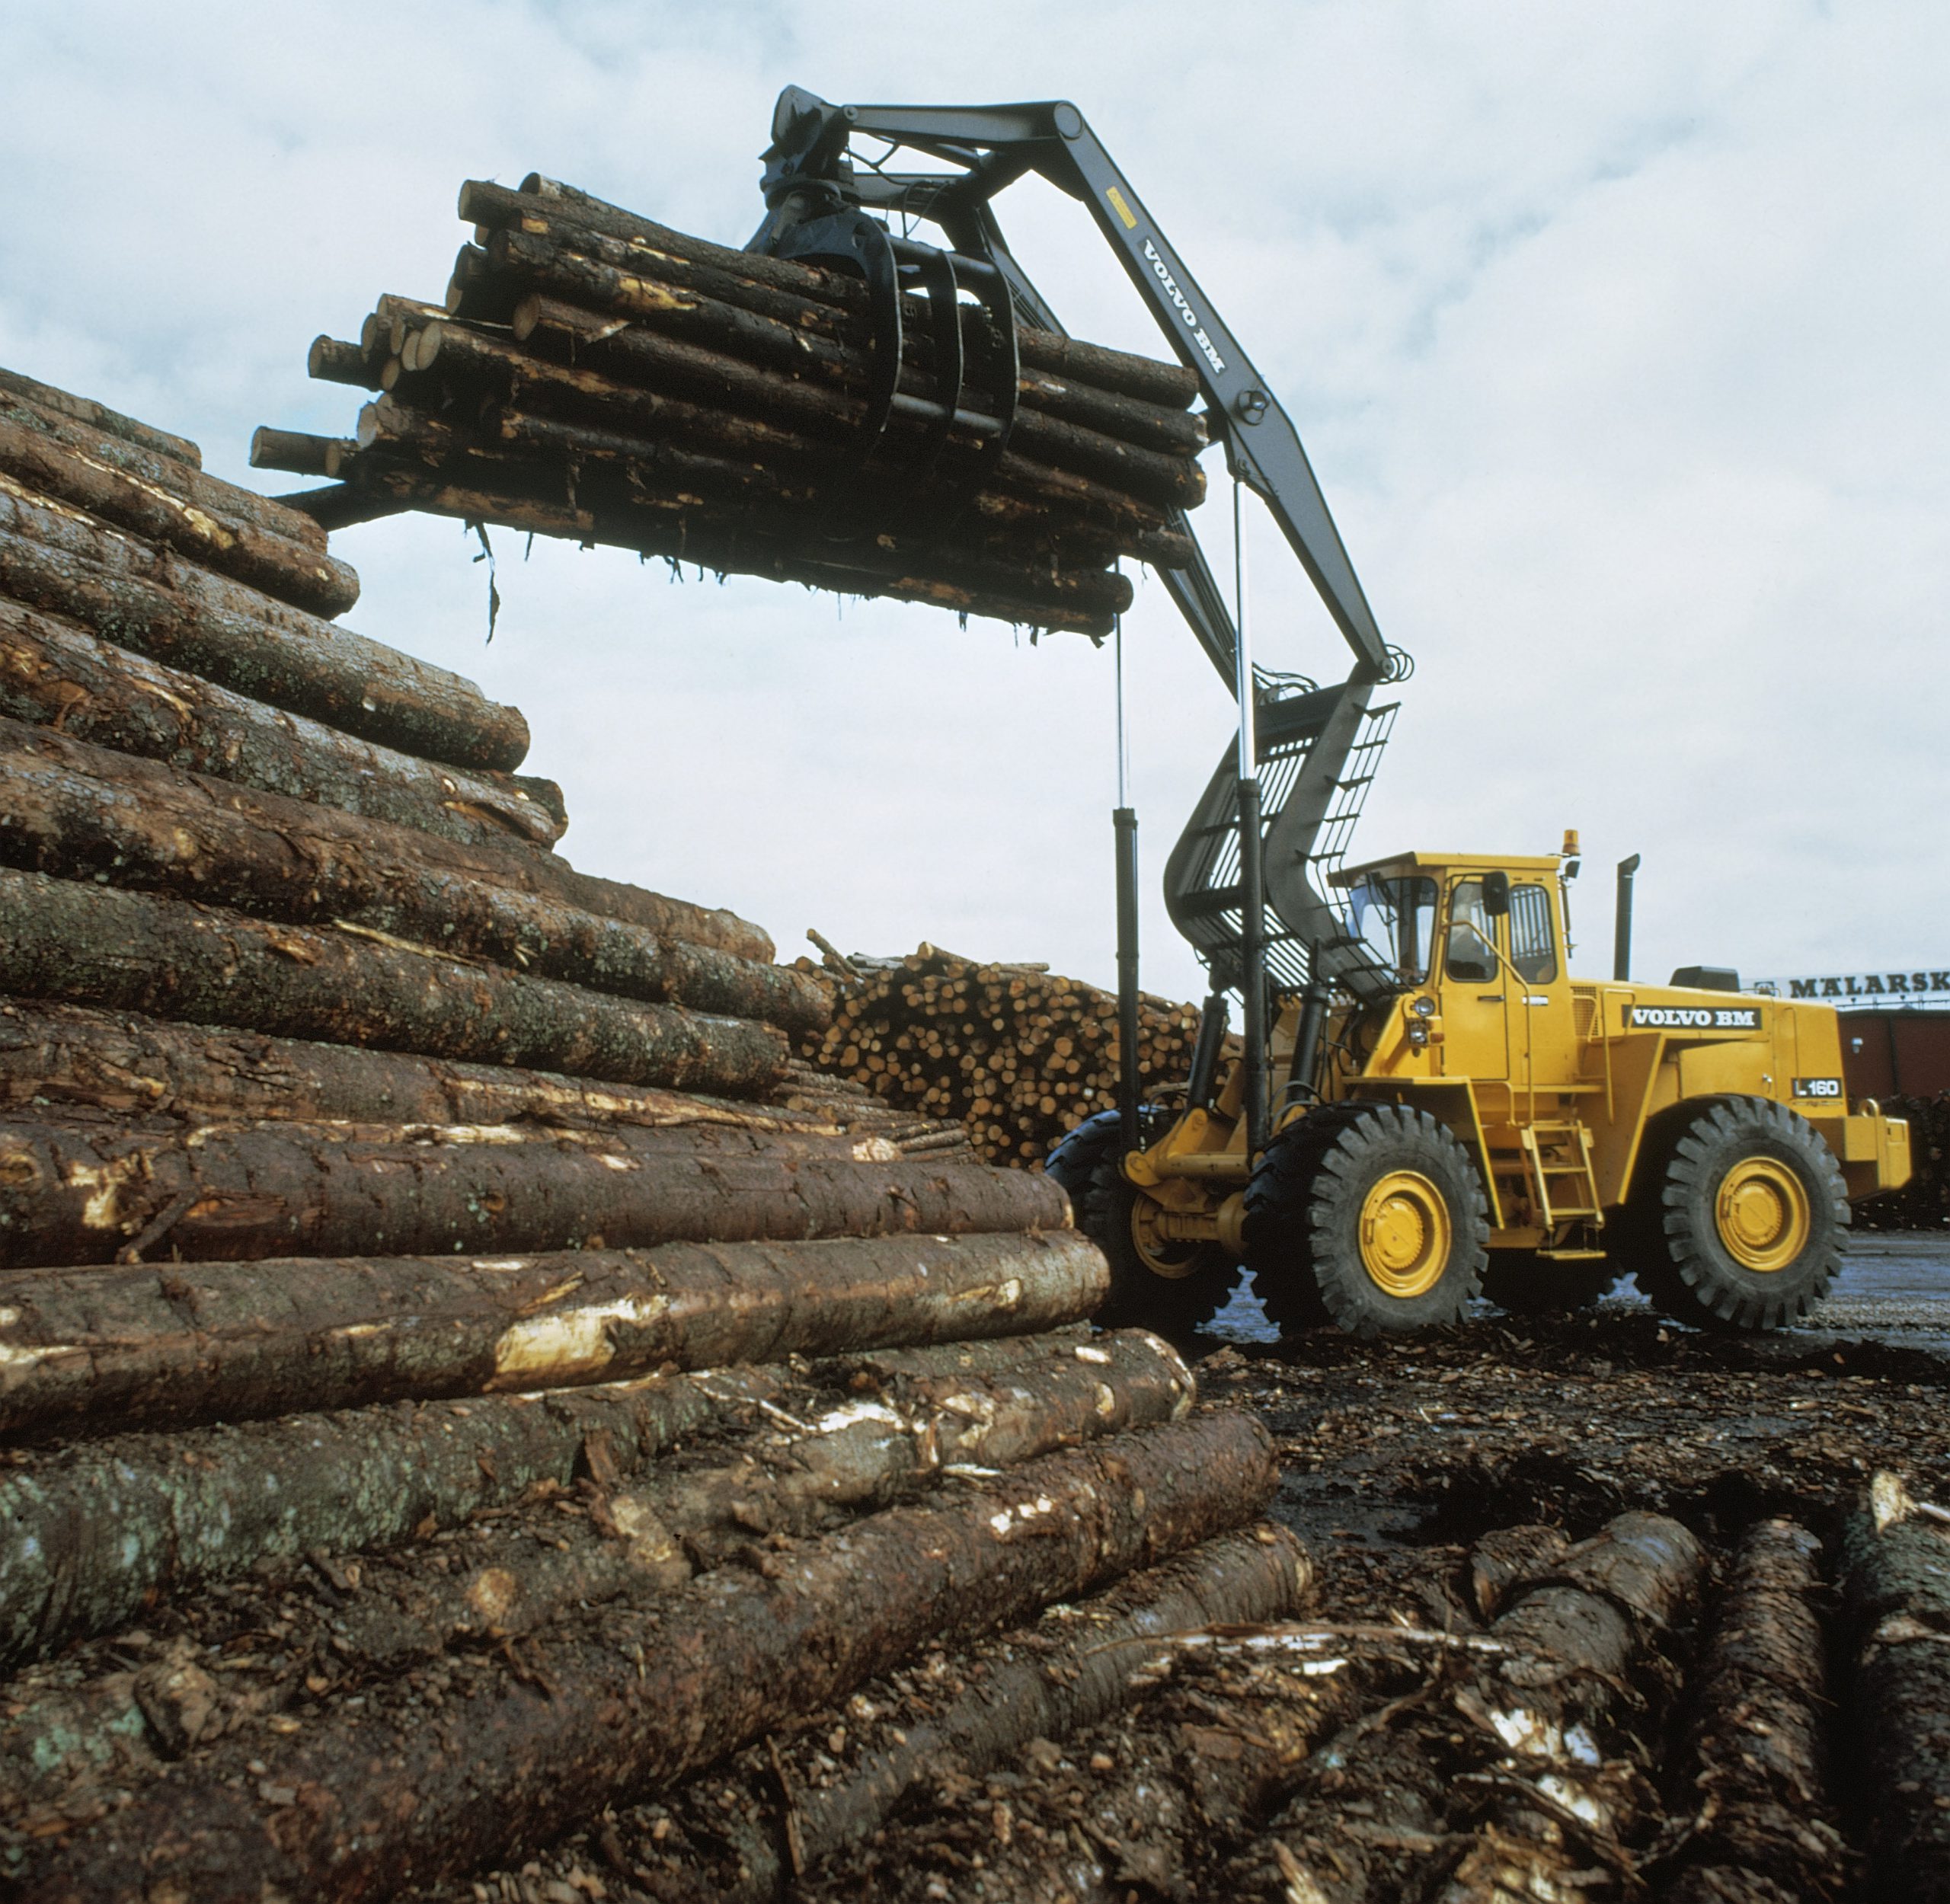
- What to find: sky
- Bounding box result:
[2,1,1945,1003]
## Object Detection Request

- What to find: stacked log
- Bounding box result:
[0,372,1289,1902]
[250,174,1210,638]
[798,942,1210,1165]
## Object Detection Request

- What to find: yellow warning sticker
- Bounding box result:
[1106,186,1138,229]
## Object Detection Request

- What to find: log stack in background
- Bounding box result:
[798,941,1217,1166]
[250,174,1210,638]
[0,369,1296,1902]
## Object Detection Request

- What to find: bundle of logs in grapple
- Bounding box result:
[800,942,1213,1166]
[251,175,1210,637]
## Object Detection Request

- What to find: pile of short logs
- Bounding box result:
[799,942,1213,1165]
[249,174,1210,637]
[0,368,1296,1902]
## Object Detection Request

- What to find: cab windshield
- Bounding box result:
[1345,874,1438,987]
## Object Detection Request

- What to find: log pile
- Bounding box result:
[0,371,1294,1902]
[797,941,1211,1166]
[250,174,1210,638]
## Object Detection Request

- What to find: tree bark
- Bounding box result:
[248,427,351,478]
[0,479,532,772]
[481,178,1206,408]
[2,392,331,554]
[12,1411,1276,1904]
[291,455,1125,636]
[708,1525,1311,1903]
[0,998,830,1136]
[0,415,358,619]
[0,1366,789,1672]
[0,1333,1188,1819]
[1841,1481,1950,1904]
[1229,1513,1706,1902]
[0,1105,1069,1269]
[0,366,203,469]
[1666,1518,1848,1904]
[0,719,825,1030]
[0,593,565,848]
[306,337,382,388]
[0,870,790,1103]
[0,1229,1108,1437]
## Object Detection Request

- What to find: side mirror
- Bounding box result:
[1483,871,1510,918]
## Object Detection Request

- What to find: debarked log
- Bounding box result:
[0,1366,788,1673]
[13,1410,1277,1904]
[0,594,564,848]
[0,718,826,1030]
[0,477,531,771]
[0,998,829,1136]
[1666,1517,1847,1904]
[0,1106,1069,1269]
[0,1230,1109,1436]
[0,868,789,1098]
[0,411,358,618]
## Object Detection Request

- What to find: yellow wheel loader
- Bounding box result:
[751,91,1911,1334]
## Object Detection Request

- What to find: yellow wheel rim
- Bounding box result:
[1715,1158,1811,1272]
[1130,1195,1200,1279]
[1358,1171,1452,1299]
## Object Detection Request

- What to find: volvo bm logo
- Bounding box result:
[1142,239,1226,374]
[1628,1006,1761,1030]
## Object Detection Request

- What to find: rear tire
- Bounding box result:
[1480,1251,1618,1315]
[1246,1103,1488,1337]
[1623,1095,1846,1332]
[1045,1110,1242,1334]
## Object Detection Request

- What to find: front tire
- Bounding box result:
[1045,1110,1242,1333]
[1246,1103,1488,1337]
[1624,1095,1846,1332]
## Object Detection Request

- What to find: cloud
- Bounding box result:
[2,0,1943,999]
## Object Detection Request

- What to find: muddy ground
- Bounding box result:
[431,1237,1950,1903]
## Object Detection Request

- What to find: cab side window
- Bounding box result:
[1509,882,1558,983]
[1446,880,1497,983]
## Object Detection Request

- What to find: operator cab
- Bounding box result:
[1334,851,1568,995]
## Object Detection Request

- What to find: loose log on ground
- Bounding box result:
[0,1230,1108,1437]
[0,1107,1067,1269]
[0,998,836,1136]
[692,1525,1311,1903]
[0,719,824,1029]
[1665,1517,1848,1904]
[0,476,531,771]
[1841,1473,1950,1904]
[1229,1513,1705,1902]
[0,595,565,848]
[0,1366,788,1674]
[0,412,358,618]
[0,366,202,468]
[0,868,788,1097]
[13,1411,1276,1904]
